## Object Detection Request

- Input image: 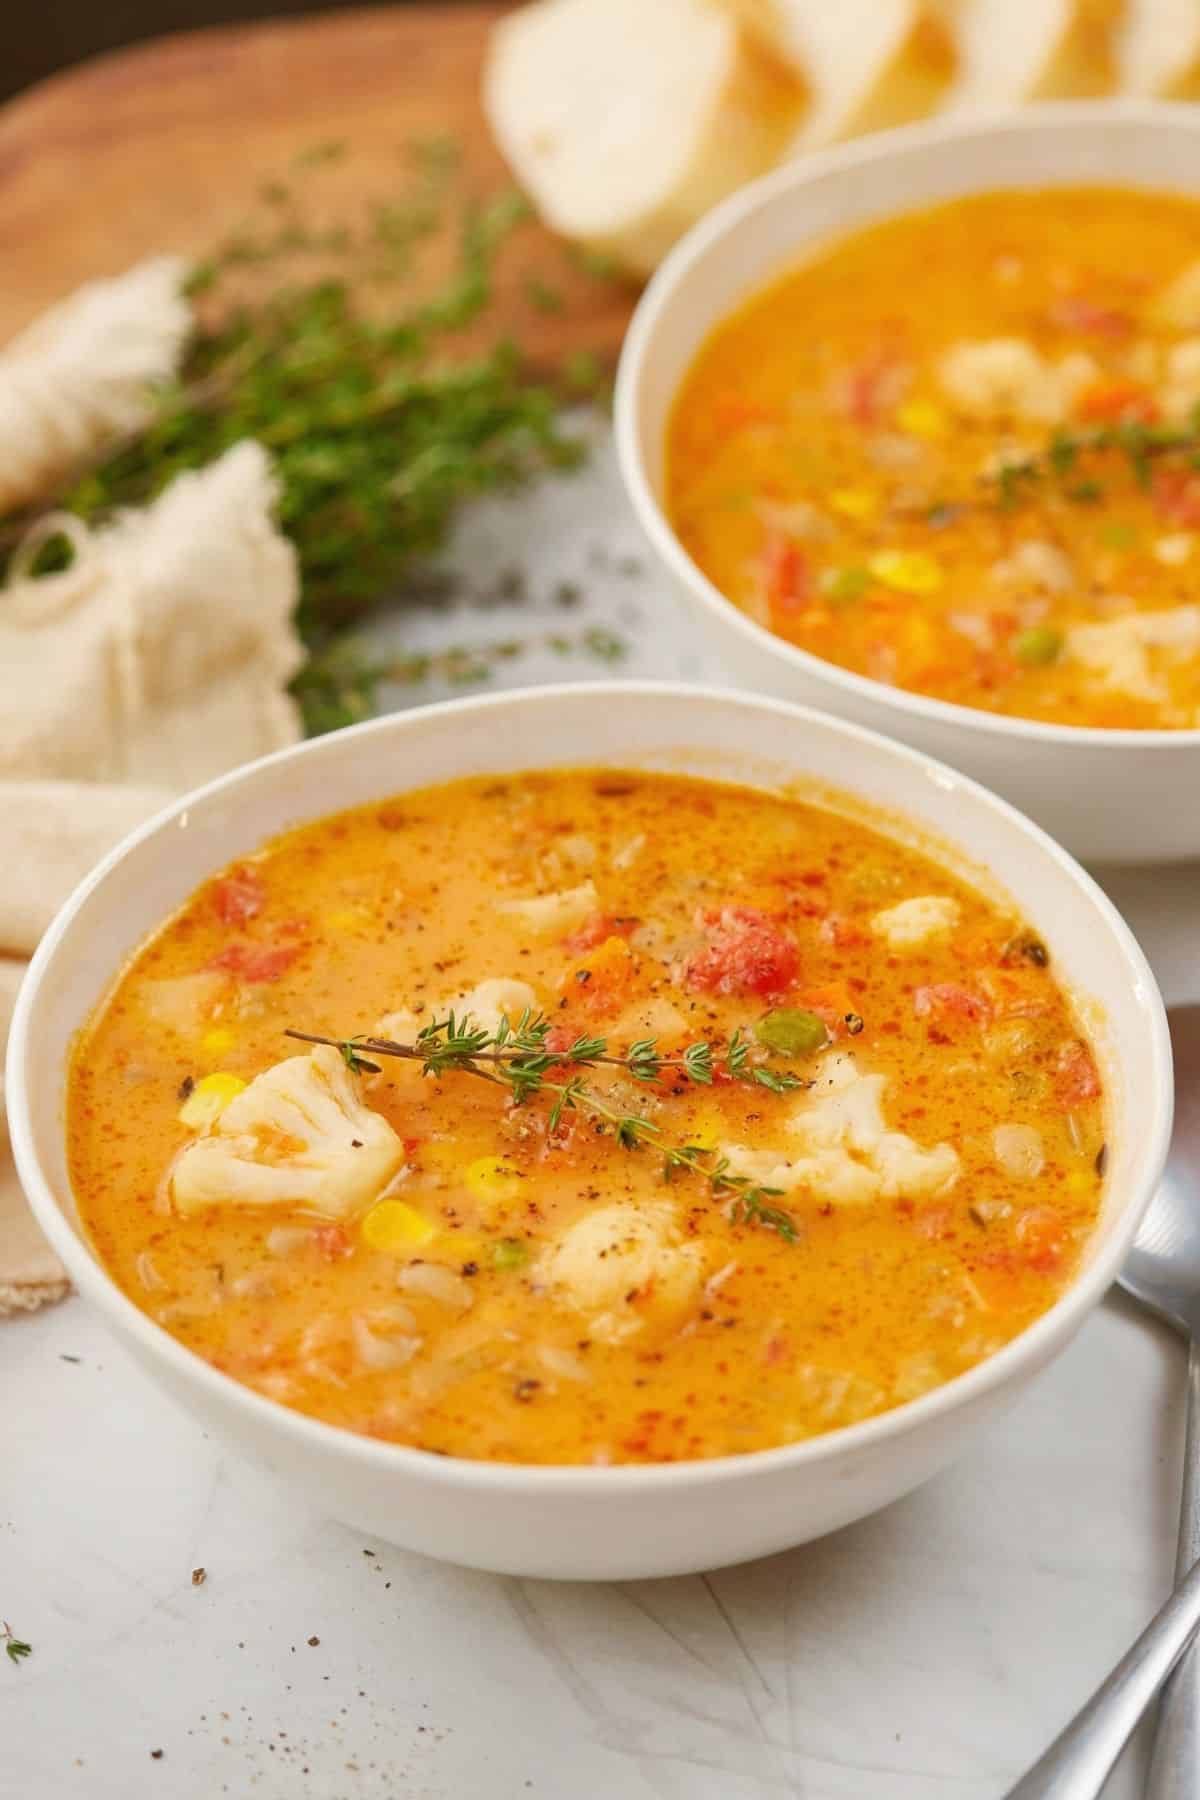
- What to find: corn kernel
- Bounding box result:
[178,1072,246,1129]
[200,1025,236,1056]
[870,550,943,595]
[325,906,371,930]
[830,487,878,522]
[897,398,946,439]
[1066,1169,1093,1195]
[466,1156,523,1208]
[361,1200,436,1251]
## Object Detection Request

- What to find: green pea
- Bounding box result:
[1013,625,1064,666]
[754,1008,829,1058]
[823,565,871,603]
[492,1238,528,1271]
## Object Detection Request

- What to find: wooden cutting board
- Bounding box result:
[0,3,638,364]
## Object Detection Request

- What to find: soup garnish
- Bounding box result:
[666,187,1200,729]
[68,771,1106,1465]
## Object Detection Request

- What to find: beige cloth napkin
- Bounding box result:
[0,440,304,1315]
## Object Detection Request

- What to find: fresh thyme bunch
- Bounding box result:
[0,140,610,733]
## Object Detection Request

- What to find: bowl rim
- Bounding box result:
[615,98,1200,751]
[7,680,1174,1493]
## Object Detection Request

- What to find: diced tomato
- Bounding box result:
[545,1024,578,1058]
[1046,296,1132,340]
[913,984,993,1026]
[762,533,810,613]
[1152,468,1200,528]
[844,351,902,427]
[1015,1207,1066,1273]
[313,1225,351,1262]
[562,913,639,953]
[208,941,300,983]
[213,867,264,926]
[1055,1042,1101,1107]
[1076,379,1160,425]
[683,906,799,1000]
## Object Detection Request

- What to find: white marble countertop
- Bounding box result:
[4,435,1200,1799]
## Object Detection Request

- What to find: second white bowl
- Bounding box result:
[615,103,1200,865]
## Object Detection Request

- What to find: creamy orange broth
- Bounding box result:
[667,187,1200,729]
[68,772,1105,1465]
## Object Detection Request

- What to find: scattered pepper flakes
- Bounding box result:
[307,1635,320,1647]
[191,1567,207,1586]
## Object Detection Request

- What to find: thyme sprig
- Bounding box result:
[987,417,1200,511]
[2,1623,31,1667]
[285,1011,807,1240]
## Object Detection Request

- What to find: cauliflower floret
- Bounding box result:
[378,976,539,1045]
[871,895,960,952]
[1150,260,1200,332]
[1066,606,1200,704]
[170,1045,404,1219]
[938,338,1097,426]
[1163,339,1200,423]
[538,1201,703,1343]
[723,1053,959,1209]
[991,539,1074,594]
[495,880,598,936]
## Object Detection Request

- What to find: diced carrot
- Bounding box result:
[762,533,810,613]
[1076,379,1160,425]
[1015,1207,1066,1273]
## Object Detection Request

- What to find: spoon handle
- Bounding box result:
[1003,1555,1200,1799]
[1146,1336,1200,1799]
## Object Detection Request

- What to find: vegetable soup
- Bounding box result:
[68,771,1106,1465]
[667,188,1200,729]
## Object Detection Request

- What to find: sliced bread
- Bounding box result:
[483,0,806,276]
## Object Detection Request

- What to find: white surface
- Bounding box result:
[4,429,1200,1792]
[616,103,1200,863]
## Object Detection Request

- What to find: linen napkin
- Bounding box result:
[0,440,304,1315]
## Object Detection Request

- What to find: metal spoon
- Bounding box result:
[1119,1002,1200,1797]
[1004,1004,1200,1797]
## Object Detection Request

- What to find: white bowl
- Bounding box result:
[615,102,1200,865]
[7,684,1172,1579]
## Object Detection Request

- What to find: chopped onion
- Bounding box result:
[135,1249,167,1292]
[612,834,646,871]
[558,834,596,867]
[537,1344,591,1384]
[230,1267,275,1299]
[351,1314,420,1372]
[992,1123,1045,1180]
[266,1226,313,1258]
[396,1262,474,1310]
